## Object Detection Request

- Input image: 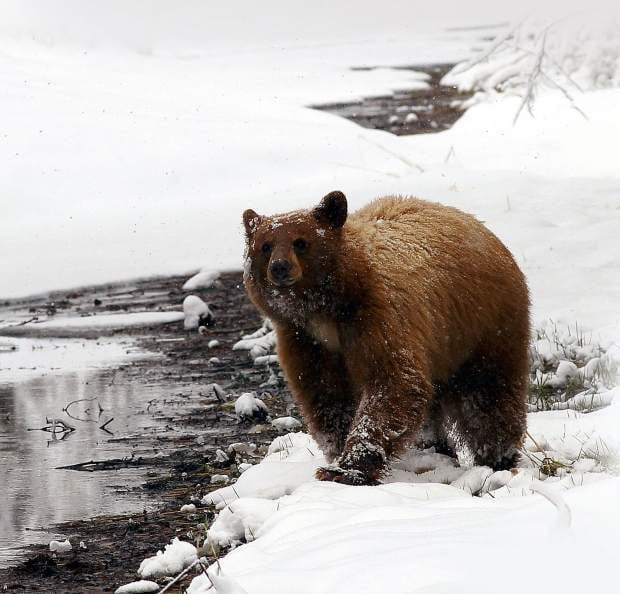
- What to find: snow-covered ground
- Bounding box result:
[4,2,620,593]
[0,2,511,301]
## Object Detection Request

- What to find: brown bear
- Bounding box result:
[242,191,530,485]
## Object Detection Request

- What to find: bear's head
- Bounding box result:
[242,191,348,322]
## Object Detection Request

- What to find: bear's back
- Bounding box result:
[343,196,529,381]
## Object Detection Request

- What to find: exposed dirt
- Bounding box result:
[313,63,472,136]
[0,271,295,593]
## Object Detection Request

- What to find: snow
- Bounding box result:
[191,475,620,594]
[192,573,249,594]
[233,331,276,363]
[271,417,302,432]
[0,2,496,301]
[114,581,160,594]
[234,393,268,421]
[3,311,184,332]
[203,433,323,508]
[183,296,213,330]
[137,537,197,579]
[193,396,620,593]
[49,539,72,553]
[183,270,220,291]
[210,475,230,486]
[207,498,279,548]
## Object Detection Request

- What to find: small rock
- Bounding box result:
[271,416,302,432]
[228,442,257,457]
[208,339,220,348]
[210,474,229,485]
[180,503,197,513]
[206,383,226,401]
[214,449,230,465]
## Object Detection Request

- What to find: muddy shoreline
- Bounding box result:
[0,272,295,593]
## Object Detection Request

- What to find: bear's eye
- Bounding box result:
[293,238,308,252]
[261,242,273,255]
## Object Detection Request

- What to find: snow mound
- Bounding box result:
[7,311,184,334]
[207,498,279,548]
[203,433,323,508]
[115,581,160,594]
[183,270,220,291]
[137,537,197,579]
[271,416,302,432]
[189,475,620,594]
[49,539,72,553]
[183,295,214,330]
[234,393,269,421]
[233,322,276,363]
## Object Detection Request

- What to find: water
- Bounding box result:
[0,337,165,567]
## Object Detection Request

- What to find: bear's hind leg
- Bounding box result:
[445,354,528,471]
[415,399,458,459]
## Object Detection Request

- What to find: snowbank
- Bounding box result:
[192,476,620,594]
[193,387,620,593]
[2,311,184,334]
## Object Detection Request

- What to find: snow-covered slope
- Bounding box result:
[2,5,618,349]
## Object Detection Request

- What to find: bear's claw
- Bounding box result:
[315,465,379,486]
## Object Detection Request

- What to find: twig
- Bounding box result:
[157,556,211,594]
[513,30,547,124]
[99,418,114,434]
[64,397,104,423]
[450,20,523,75]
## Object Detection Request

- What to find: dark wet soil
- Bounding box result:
[313,63,472,136]
[0,272,295,593]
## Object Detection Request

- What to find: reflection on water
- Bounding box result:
[0,338,164,567]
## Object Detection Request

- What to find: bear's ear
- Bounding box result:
[243,209,262,236]
[313,191,348,229]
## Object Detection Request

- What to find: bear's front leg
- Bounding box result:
[317,363,432,485]
[275,324,356,462]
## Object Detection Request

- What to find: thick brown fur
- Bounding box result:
[242,192,530,485]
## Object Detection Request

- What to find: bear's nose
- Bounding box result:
[270,259,292,283]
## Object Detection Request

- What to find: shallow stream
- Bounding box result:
[0,337,164,567]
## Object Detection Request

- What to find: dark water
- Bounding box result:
[0,337,166,567]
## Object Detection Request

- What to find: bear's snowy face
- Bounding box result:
[242,191,348,321]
